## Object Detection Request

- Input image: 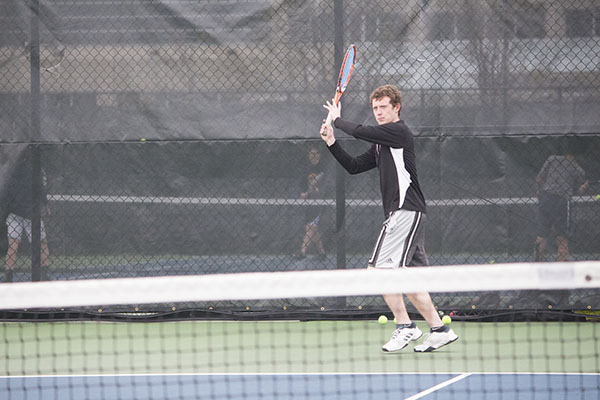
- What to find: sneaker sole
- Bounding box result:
[413,335,459,353]
[382,330,423,353]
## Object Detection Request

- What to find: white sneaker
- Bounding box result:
[413,328,458,352]
[382,325,423,352]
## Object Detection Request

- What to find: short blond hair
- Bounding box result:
[369,85,402,112]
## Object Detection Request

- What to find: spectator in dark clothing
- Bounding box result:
[296,146,328,261]
[4,154,50,282]
[534,152,588,262]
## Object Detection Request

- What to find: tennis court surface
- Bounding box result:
[1,262,599,399]
[2,373,599,399]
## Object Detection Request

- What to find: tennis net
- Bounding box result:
[1,261,599,399]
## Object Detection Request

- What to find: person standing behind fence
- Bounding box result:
[3,153,50,283]
[296,146,328,261]
[534,151,588,262]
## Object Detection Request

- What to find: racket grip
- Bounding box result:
[325,112,332,127]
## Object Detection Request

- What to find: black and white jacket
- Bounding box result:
[327,118,426,217]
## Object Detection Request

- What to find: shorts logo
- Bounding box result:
[384,258,394,264]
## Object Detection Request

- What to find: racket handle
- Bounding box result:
[325,112,332,127]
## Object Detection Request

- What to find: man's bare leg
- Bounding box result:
[405,292,444,328]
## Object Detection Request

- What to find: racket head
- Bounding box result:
[323,44,357,130]
[334,44,357,103]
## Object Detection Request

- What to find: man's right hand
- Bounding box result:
[320,120,336,146]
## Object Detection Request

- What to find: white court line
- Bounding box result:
[404,373,472,400]
[1,372,598,379]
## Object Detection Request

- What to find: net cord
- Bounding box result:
[0,262,598,310]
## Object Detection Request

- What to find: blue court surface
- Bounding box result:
[1,373,599,400]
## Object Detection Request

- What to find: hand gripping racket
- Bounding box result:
[324,44,357,128]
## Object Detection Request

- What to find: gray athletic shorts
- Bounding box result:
[368,209,428,269]
[6,213,47,242]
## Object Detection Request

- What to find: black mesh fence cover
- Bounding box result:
[2,0,600,142]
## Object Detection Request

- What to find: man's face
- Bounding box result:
[371,96,400,125]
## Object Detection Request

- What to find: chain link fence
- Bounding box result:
[1,1,599,312]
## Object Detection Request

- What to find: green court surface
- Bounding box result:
[1,320,597,376]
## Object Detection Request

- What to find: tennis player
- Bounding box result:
[320,85,458,352]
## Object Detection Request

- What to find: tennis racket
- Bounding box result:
[323,44,357,128]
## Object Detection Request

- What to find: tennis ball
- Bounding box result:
[140,138,146,142]
[442,315,452,325]
[596,194,600,201]
[393,317,397,324]
[378,315,388,325]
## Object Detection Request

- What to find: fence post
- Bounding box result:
[333,0,346,271]
[29,0,42,282]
